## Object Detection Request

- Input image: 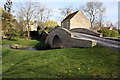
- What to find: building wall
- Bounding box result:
[109,27,113,30]
[61,20,70,30]
[70,11,91,29]
[23,22,38,31]
[30,23,38,31]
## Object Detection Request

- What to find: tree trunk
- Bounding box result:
[91,15,95,27]
[91,22,93,27]
[25,31,30,40]
[99,22,102,27]
[26,21,31,40]
[27,30,30,37]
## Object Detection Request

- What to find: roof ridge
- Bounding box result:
[62,10,79,22]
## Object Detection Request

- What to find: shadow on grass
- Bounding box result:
[2,54,35,75]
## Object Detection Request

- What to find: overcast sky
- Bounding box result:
[0,0,119,25]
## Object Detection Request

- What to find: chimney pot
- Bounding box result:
[67,9,71,15]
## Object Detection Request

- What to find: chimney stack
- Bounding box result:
[67,9,71,15]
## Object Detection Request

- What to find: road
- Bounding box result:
[73,32,120,50]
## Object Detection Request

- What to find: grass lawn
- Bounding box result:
[1,39,119,78]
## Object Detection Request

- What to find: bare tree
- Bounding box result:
[17,2,52,38]
[17,2,37,38]
[36,5,53,29]
[59,5,73,20]
[114,22,118,28]
[95,6,106,27]
[106,20,111,27]
[81,1,106,27]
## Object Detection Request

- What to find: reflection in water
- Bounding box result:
[18,47,37,51]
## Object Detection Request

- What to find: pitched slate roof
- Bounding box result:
[100,27,111,30]
[62,10,79,22]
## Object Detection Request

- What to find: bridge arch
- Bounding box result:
[52,35,62,48]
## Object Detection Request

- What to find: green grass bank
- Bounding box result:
[1,39,119,78]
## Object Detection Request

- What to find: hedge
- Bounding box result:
[98,29,119,37]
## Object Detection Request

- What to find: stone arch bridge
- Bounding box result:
[45,27,97,48]
[45,27,119,50]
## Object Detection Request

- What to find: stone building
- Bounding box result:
[61,10,91,30]
[23,20,38,31]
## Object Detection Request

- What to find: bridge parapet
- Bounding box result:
[70,28,102,37]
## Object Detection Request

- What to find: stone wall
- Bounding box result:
[61,20,70,30]
[45,27,97,48]
[70,11,91,29]
[104,37,120,42]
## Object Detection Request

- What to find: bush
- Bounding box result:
[98,29,119,37]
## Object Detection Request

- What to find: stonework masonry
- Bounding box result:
[45,27,97,48]
[61,11,91,30]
